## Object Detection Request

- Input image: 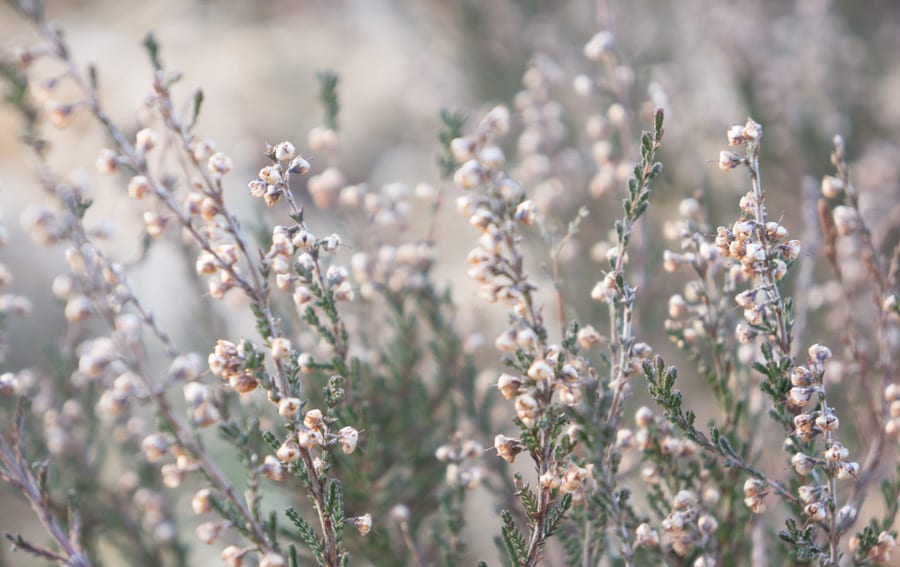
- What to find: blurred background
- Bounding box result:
[1,0,900,565]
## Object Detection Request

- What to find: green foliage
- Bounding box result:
[317,71,340,131]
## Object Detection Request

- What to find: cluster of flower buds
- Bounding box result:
[538,461,595,501]
[435,432,484,489]
[350,242,434,298]
[743,478,768,514]
[634,522,660,548]
[208,339,257,394]
[658,488,718,557]
[284,227,352,309]
[510,57,575,208]
[131,486,177,543]
[718,118,763,171]
[246,141,310,207]
[159,445,200,489]
[183,381,221,427]
[276,407,359,465]
[496,345,588,420]
[850,531,897,565]
[883,384,900,439]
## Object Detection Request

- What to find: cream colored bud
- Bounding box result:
[261,455,285,481]
[274,141,295,161]
[278,397,302,418]
[719,150,742,172]
[276,441,300,462]
[260,553,285,567]
[635,406,654,428]
[349,514,372,536]
[135,128,158,153]
[304,409,325,431]
[821,175,844,199]
[65,295,93,322]
[207,152,233,175]
[576,325,601,348]
[270,337,292,361]
[527,358,553,382]
[742,118,763,141]
[583,31,615,62]
[497,373,523,400]
[450,137,477,162]
[191,488,213,515]
[338,426,359,454]
[195,521,222,545]
[289,156,310,174]
[726,124,745,146]
[96,149,118,174]
[142,434,171,462]
[453,160,485,190]
[221,545,246,567]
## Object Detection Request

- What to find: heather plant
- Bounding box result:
[1,1,899,566]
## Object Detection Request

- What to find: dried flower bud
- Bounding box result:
[261,455,285,481]
[278,397,302,418]
[259,553,285,567]
[742,118,763,141]
[96,149,118,174]
[791,452,816,475]
[191,488,213,515]
[338,426,359,454]
[497,373,523,400]
[453,160,485,190]
[494,434,523,463]
[274,141,295,161]
[633,522,659,548]
[221,545,246,567]
[304,409,325,432]
[726,124,745,146]
[207,152,233,175]
[289,156,311,174]
[804,501,827,523]
[718,151,742,172]
[270,337,292,361]
[135,128,159,153]
[195,521,222,545]
[526,358,553,382]
[276,440,300,462]
[635,406,654,428]
[348,514,373,536]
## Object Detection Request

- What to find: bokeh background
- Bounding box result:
[1,0,900,565]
